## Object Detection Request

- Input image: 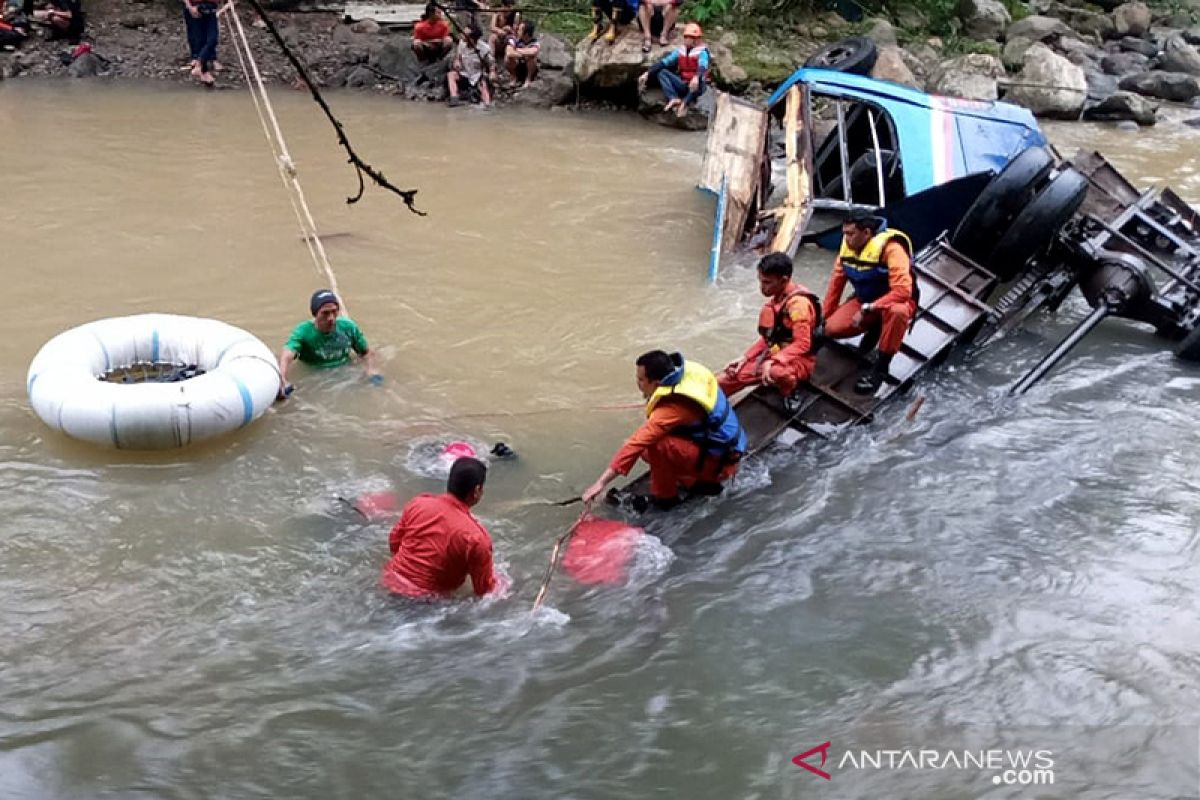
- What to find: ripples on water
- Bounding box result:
[2,85,1200,797]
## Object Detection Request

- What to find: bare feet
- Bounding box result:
[189,62,202,78]
[212,59,223,72]
[658,35,668,46]
[199,71,215,86]
[521,79,532,88]
[642,38,651,53]
[675,101,688,118]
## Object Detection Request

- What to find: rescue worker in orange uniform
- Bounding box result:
[823,211,916,394]
[380,457,505,599]
[719,252,821,411]
[582,350,746,511]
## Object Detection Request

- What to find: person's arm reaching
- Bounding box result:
[467,538,498,596]
[823,258,847,318]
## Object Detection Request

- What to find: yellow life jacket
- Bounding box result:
[645,354,746,458]
[837,229,914,304]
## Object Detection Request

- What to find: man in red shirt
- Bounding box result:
[581,350,746,511]
[380,457,502,599]
[411,2,452,64]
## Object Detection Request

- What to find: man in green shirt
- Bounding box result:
[277,289,381,399]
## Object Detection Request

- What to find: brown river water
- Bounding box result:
[2,81,1200,798]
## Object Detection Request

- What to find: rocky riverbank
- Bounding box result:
[4,0,1200,127]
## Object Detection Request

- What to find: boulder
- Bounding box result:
[370,35,422,82]
[1056,36,1101,63]
[510,72,577,107]
[873,45,916,88]
[900,43,939,86]
[1118,35,1158,57]
[1118,70,1200,100]
[928,53,1005,100]
[407,59,450,101]
[1002,35,1035,69]
[350,18,382,34]
[343,64,377,88]
[708,41,747,86]
[1112,2,1151,37]
[68,52,102,78]
[1084,67,1120,100]
[538,33,572,71]
[1184,26,1200,45]
[574,33,651,88]
[1101,50,1149,75]
[871,44,919,87]
[637,84,715,130]
[1006,15,1072,43]
[866,17,898,47]
[1006,42,1087,117]
[1083,89,1158,122]
[959,0,1010,40]
[1159,34,1200,75]
[1050,4,1115,39]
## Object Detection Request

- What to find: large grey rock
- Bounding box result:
[866,17,898,46]
[637,84,714,130]
[1006,42,1087,117]
[1084,67,1120,100]
[900,43,938,86]
[929,53,1005,100]
[574,33,650,88]
[959,0,1010,40]
[871,44,919,87]
[1119,35,1159,57]
[343,65,376,88]
[1050,3,1115,39]
[350,18,381,34]
[1056,36,1101,63]
[370,35,422,82]
[1159,34,1200,75]
[1118,70,1200,100]
[1002,35,1035,69]
[1101,50,1149,75]
[68,52,102,78]
[1006,15,1072,42]
[1184,26,1200,45]
[510,71,576,106]
[1112,2,1151,37]
[1083,89,1158,123]
[539,33,572,71]
[708,41,746,86]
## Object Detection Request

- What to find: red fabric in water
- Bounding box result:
[562,518,644,585]
[356,491,400,521]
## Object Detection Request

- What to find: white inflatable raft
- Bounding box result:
[27,314,280,450]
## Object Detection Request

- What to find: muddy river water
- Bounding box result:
[2,81,1200,798]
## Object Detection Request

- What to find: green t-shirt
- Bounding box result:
[285,318,369,369]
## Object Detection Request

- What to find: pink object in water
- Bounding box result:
[441,441,478,461]
[355,491,400,521]
[562,518,644,585]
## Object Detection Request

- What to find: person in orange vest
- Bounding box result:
[637,22,709,118]
[582,350,746,511]
[823,211,917,394]
[719,252,821,411]
[380,457,506,599]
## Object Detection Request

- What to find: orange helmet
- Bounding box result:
[683,22,702,38]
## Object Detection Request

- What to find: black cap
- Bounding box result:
[310,289,339,316]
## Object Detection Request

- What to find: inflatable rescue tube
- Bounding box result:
[27,313,280,450]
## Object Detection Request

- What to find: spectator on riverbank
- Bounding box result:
[32,0,82,44]
[588,0,637,44]
[447,23,495,107]
[0,3,30,49]
[504,19,538,88]
[637,21,709,117]
[411,2,451,64]
[182,0,219,85]
[488,0,517,62]
[637,0,679,51]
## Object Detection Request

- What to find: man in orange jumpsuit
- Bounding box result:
[823,211,917,394]
[380,457,504,599]
[718,252,821,410]
[582,350,746,511]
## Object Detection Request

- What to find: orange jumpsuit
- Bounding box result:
[609,396,739,500]
[718,280,818,397]
[380,493,499,598]
[823,240,916,355]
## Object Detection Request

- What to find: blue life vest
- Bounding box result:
[647,353,747,460]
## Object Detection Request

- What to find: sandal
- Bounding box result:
[641,40,651,53]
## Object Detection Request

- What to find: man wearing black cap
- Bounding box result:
[277,289,380,399]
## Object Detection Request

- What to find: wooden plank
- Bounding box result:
[342,2,424,24]
[769,84,813,258]
[699,92,768,252]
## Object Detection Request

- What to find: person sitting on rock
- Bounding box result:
[32,0,82,43]
[588,0,637,44]
[637,22,709,118]
[504,19,539,88]
[0,3,31,49]
[488,0,518,62]
[447,23,496,107]
[411,2,452,64]
[637,0,680,52]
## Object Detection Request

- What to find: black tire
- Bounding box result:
[804,36,878,75]
[1175,324,1200,362]
[987,168,1089,281]
[952,146,1055,265]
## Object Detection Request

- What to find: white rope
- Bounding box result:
[219,0,347,315]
